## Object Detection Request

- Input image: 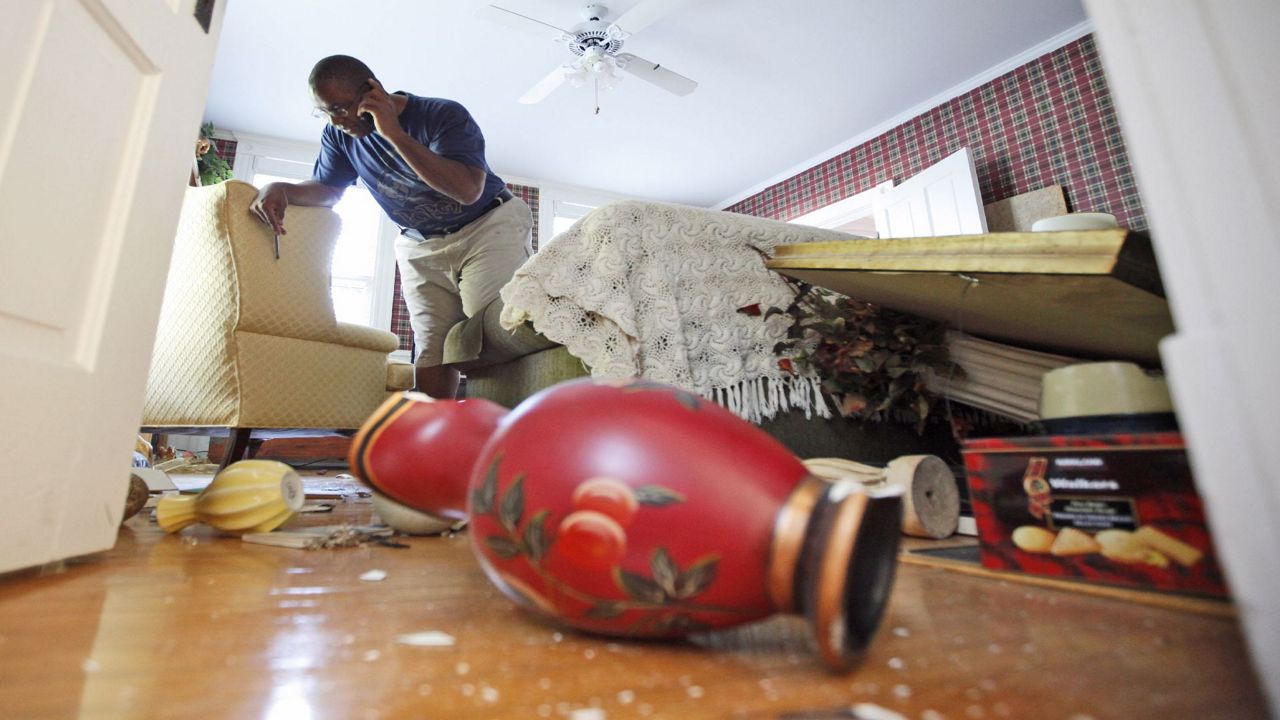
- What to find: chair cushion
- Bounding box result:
[386,361,415,391]
[333,322,400,353]
[443,296,559,372]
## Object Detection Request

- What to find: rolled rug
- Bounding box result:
[804,455,960,539]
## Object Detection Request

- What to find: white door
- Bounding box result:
[1085,1,1280,713]
[874,147,988,238]
[0,0,225,573]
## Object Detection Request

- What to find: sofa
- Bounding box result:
[141,180,414,463]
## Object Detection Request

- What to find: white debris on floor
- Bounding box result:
[394,631,457,647]
[850,703,909,720]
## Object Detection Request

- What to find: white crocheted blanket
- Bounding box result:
[499,200,854,424]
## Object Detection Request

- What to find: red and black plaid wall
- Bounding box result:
[725,35,1146,232]
[209,137,237,168]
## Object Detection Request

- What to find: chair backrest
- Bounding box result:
[218,180,342,341]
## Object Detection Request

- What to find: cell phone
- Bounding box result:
[357,83,375,130]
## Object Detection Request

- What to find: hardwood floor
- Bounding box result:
[0,474,1267,719]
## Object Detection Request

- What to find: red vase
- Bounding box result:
[349,391,508,521]
[467,378,903,671]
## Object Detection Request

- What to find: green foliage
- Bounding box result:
[770,279,963,433]
[197,122,234,186]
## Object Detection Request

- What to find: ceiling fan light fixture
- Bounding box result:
[483,0,699,108]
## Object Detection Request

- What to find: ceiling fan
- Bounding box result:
[479,1,698,112]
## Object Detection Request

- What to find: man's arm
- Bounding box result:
[249,180,346,235]
[359,78,485,206]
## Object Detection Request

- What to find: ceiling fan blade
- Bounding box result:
[616,53,697,96]
[609,0,695,35]
[518,65,570,104]
[477,4,569,40]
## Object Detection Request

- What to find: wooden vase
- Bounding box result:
[349,391,509,521]
[466,378,903,671]
[155,460,303,534]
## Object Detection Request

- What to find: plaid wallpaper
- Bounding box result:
[209,137,238,168]
[390,182,540,352]
[510,182,541,252]
[726,35,1146,232]
[389,267,412,352]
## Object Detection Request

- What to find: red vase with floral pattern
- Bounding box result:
[349,391,508,521]
[467,377,903,671]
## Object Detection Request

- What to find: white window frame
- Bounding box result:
[537,180,636,248]
[230,131,403,360]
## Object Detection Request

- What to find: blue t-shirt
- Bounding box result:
[311,93,507,235]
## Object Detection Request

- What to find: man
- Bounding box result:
[250,55,531,399]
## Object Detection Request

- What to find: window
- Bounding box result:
[252,170,386,327]
[550,200,598,238]
[253,170,383,326]
[537,182,633,247]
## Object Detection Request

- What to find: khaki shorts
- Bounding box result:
[394,197,532,367]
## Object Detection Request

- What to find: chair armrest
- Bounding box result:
[333,322,401,353]
[444,296,558,371]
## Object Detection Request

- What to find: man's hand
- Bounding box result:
[358,78,402,140]
[250,182,291,235]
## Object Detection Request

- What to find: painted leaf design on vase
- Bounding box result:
[613,548,721,605]
[651,547,680,596]
[674,555,719,599]
[634,485,685,507]
[523,510,551,561]
[499,475,525,532]
[614,567,668,604]
[485,535,520,559]
[472,454,499,515]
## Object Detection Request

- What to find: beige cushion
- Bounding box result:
[443,296,559,371]
[142,180,406,430]
[386,362,415,392]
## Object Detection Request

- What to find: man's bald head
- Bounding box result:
[309,55,376,92]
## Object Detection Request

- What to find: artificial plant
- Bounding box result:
[196,122,233,186]
[765,279,962,433]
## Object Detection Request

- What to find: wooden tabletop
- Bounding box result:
[0,474,1267,719]
[764,230,1172,365]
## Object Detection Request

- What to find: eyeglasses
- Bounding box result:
[311,83,370,119]
[311,100,359,119]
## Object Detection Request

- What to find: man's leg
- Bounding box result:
[414,364,459,399]
[457,198,533,317]
[394,237,467,399]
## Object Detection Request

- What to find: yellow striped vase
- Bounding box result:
[156,460,304,534]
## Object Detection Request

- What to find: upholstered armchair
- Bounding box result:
[141,180,414,464]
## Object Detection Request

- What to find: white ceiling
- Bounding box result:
[203,0,1088,208]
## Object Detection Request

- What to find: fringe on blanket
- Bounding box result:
[708,373,832,425]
